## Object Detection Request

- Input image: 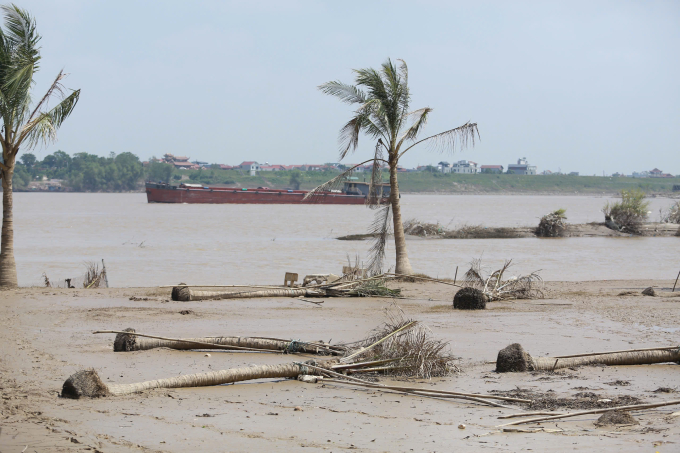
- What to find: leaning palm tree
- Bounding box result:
[0,4,79,287]
[307,59,478,274]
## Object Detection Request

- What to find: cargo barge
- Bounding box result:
[145,181,390,205]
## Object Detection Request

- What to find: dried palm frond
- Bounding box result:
[366,204,392,275]
[83,261,105,288]
[302,159,375,201]
[462,259,543,301]
[341,305,457,378]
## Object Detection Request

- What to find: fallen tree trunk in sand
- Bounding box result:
[172,286,324,301]
[62,360,337,399]
[104,328,344,355]
[496,343,680,372]
[497,399,680,426]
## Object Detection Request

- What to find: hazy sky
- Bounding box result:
[17,0,680,175]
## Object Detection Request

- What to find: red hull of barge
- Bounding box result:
[145,184,368,205]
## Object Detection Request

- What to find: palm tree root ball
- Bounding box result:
[495,343,531,372]
[61,369,110,398]
[453,287,487,310]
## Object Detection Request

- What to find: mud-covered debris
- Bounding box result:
[595,410,639,427]
[642,287,656,296]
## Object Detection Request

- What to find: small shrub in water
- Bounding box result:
[602,189,650,234]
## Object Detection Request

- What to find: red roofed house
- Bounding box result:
[260,165,287,171]
[239,161,261,175]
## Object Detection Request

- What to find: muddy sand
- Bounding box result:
[1,280,679,452]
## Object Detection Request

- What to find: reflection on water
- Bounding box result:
[12,193,679,287]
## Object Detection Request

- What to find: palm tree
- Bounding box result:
[0,5,80,287]
[308,59,478,274]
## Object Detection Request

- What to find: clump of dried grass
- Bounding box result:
[403,218,445,237]
[463,258,543,301]
[443,225,520,239]
[343,305,457,378]
[83,261,107,288]
[660,200,680,224]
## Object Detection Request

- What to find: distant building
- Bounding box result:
[480,165,504,174]
[649,168,674,178]
[260,165,287,171]
[438,161,452,173]
[569,172,579,176]
[239,161,261,175]
[632,171,649,178]
[451,160,479,174]
[162,153,199,170]
[507,157,536,175]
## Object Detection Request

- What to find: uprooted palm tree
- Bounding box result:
[496,343,680,373]
[62,308,457,398]
[306,59,478,275]
[0,5,80,287]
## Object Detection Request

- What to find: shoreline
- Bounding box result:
[1,280,679,451]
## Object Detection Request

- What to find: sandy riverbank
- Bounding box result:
[1,280,679,452]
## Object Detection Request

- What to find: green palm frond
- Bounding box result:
[20,88,80,148]
[318,81,366,105]
[397,107,432,146]
[399,121,480,158]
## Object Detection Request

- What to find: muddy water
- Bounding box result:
[12,193,679,286]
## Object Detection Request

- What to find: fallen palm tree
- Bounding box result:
[496,343,680,373]
[97,328,346,355]
[63,308,456,399]
[463,259,543,301]
[171,275,400,301]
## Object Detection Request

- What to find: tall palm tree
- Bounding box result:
[0,4,80,287]
[308,59,478,275]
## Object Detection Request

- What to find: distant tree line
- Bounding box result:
[13,151,145,191]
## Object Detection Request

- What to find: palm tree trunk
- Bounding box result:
[173,287,324,301]
[389,162,413,275]
[62,361,337,398]
[114,332,341,355]
[0,162,18,288]
[496,343,680,373]
[530,349,680,370]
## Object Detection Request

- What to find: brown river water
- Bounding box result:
[12,193,680,287]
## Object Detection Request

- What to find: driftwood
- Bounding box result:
[97,328,345,355]
[497,400,680,426]
[496,343,680,373]
[67,308,457,398]
[173,287,324,301]
[62,360,336,399]
[171,274,401,301]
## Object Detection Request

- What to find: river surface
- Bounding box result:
[11,193,679,287]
